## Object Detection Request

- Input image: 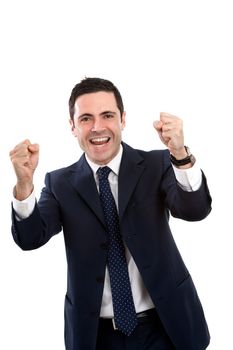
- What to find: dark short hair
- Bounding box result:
[69,77,124,120]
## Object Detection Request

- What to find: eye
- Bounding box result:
[104,113,114,119]
[79,116,91,123]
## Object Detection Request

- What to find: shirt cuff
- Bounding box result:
[172,161,202,192]
[12,189,36,220]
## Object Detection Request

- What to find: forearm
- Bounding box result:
[11,180,62,250]
[162,152,212,221]
[168,172,212,221]
[12,205,46,250]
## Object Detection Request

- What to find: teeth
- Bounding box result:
[92,137,108,142]
[90,137,109,144]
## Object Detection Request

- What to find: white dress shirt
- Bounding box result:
[12,145,202,317]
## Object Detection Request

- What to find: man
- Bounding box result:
[10,77,212,350]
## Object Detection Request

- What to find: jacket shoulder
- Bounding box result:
[122,142,170,165]
[46,154,85,178]
[136,147,169,159]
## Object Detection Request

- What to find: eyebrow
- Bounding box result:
[78,111,117,119]
[101,111,117,116]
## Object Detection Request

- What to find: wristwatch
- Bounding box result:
[170,146,195,166]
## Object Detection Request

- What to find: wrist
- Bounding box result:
[170,146,195,168]
[170,146,187,160]
[14,182,34,201]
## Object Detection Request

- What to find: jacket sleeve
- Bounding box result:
[161,151,212,221]
[11,173,62,250]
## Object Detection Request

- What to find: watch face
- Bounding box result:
[190,154,196,165]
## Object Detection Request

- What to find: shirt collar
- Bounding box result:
[85,144,123,176]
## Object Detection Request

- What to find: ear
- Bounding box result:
[69,119,77,137]
[121,111,126,130]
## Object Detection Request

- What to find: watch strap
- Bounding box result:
[170,146,195,166]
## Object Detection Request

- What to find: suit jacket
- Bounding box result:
[12,142,212,350]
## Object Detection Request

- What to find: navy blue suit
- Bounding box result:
[12,142,212,350]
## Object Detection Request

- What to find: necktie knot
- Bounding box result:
[97,166,111,181]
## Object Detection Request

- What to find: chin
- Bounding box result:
[94,156,111,165]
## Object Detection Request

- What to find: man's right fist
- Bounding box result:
[9,140,39,200]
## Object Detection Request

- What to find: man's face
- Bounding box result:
[70,91,126,165]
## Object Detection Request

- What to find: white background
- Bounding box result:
[0,0,232,349]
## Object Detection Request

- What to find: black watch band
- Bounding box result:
[170,146,195,166]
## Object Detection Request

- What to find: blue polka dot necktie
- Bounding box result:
[97,166,138,336]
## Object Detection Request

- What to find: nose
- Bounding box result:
[91,117,105,132]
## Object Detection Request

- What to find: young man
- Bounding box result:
[10,77,211,350]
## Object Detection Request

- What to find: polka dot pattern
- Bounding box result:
[97,166,138,336]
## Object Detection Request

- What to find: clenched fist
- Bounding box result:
[153,112,187,159]
[9,140,39,200]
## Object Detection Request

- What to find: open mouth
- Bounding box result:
[90,137,110,146]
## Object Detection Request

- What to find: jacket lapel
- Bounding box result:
[66,144,145,226]
[118,143,145,222]
[66,155,106,227]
